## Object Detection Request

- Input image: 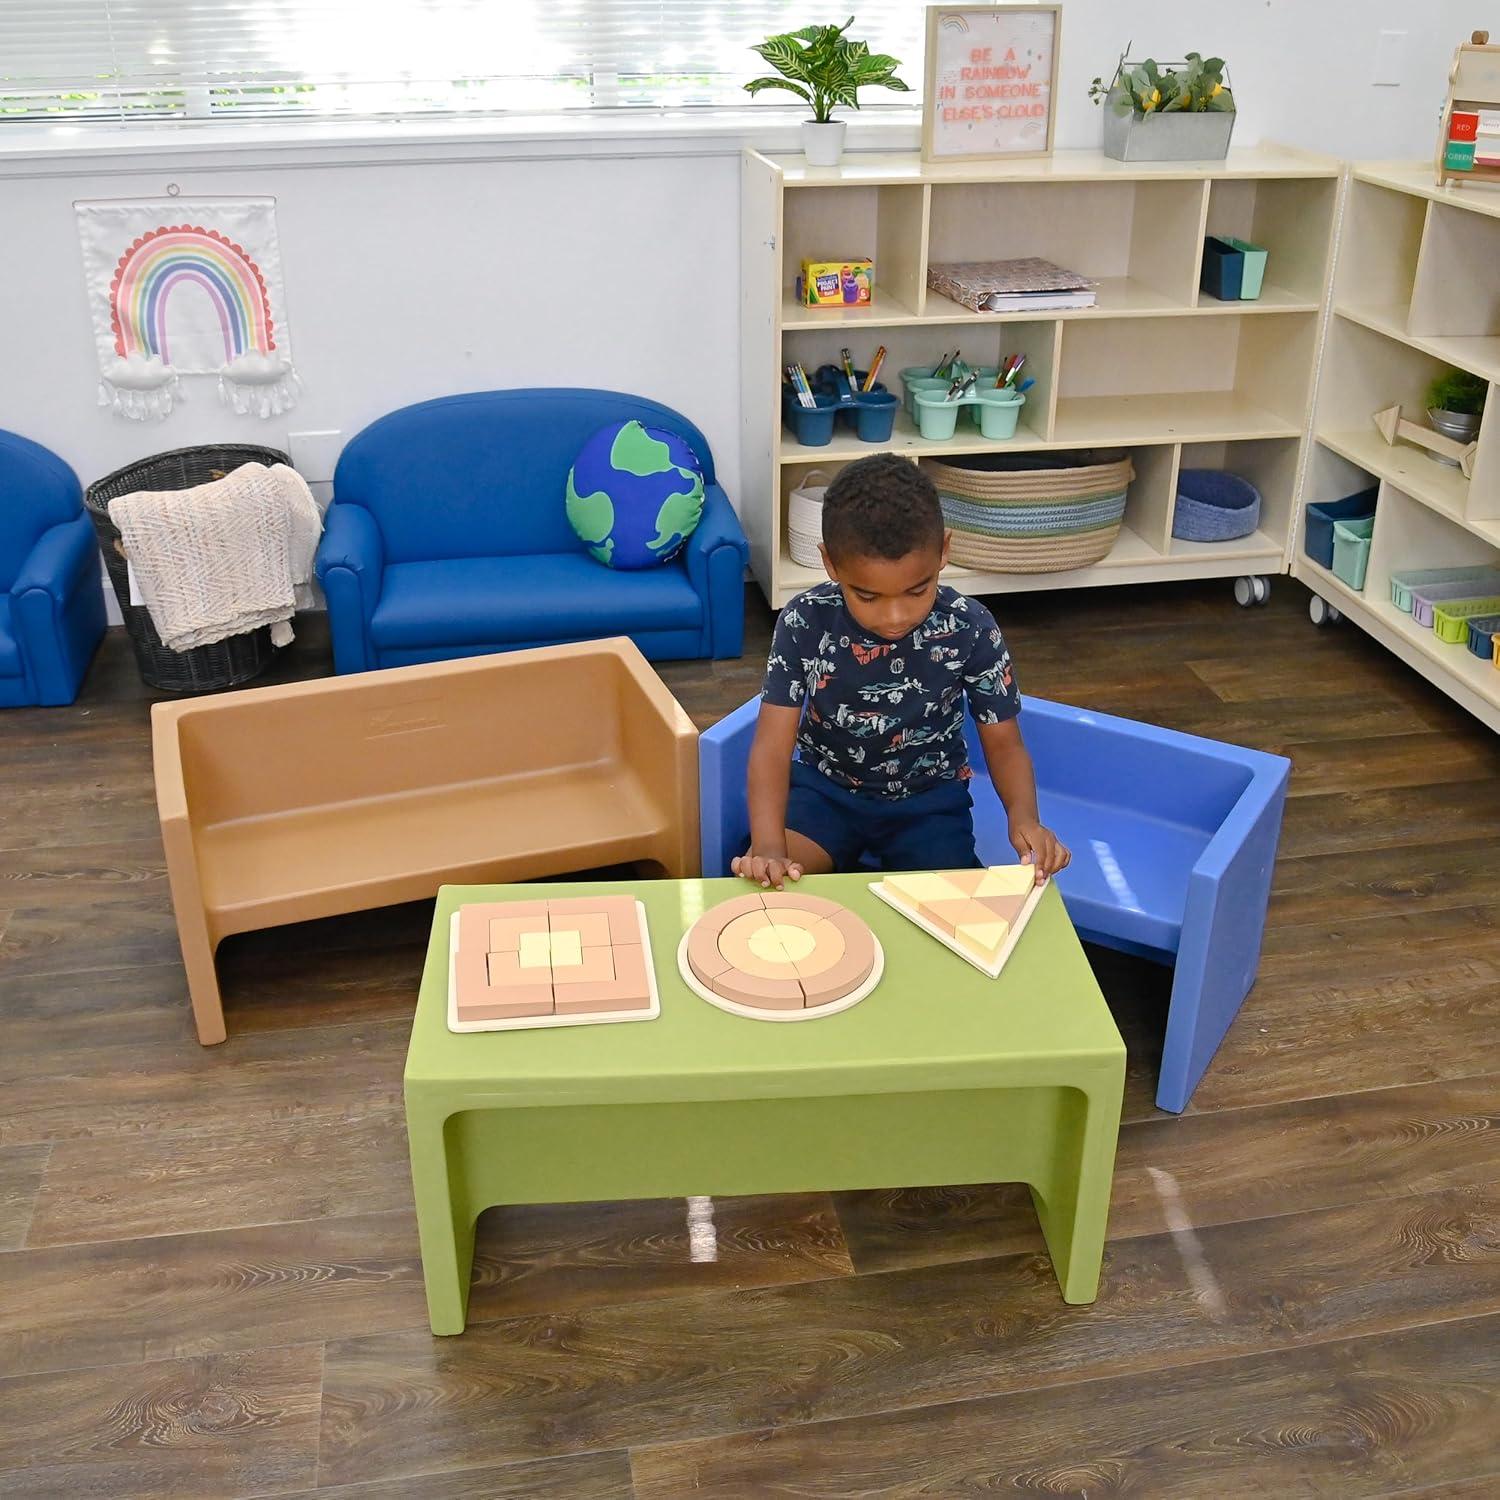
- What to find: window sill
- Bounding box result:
[0,107,924,175]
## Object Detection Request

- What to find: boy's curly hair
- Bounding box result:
[821,453,945,562]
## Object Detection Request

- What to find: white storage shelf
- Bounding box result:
[741,145,1339,608]
[1296,164,1500,732]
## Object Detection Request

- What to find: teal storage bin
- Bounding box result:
[1331,516,1374,591]
[913,390,961,441]
[1224,237,1267,299]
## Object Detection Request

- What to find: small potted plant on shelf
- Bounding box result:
[744,16,909,167]
[1089,50,1235,161]
[1426,365,1488,453]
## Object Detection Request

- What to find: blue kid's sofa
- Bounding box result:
[315,389,750,673]
[0,430,106,708]
[699,694,1290,1114]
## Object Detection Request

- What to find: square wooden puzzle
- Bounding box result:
[869,865,1046,977]
[447,895,659,1032]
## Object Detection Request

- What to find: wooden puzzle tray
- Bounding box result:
[678,890,884,1022]
[447,895,660,1032]
[870,866,1046,978]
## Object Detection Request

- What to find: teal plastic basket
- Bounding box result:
[1331,517,1374,591]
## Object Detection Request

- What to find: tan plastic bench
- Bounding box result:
[152,639,700,1044]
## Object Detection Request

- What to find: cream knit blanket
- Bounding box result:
[109,462,323,651]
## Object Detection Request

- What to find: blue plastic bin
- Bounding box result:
[1466,614,1500,659]
[1304,486,1378,570]
[1201,237,1244,300]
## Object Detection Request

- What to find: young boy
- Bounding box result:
[734,452,1069,889]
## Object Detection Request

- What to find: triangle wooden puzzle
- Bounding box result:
[870,865,1046,977]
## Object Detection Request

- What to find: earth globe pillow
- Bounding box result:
[565,419,705,570]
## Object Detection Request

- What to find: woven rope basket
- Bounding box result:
[922,450,1135,573]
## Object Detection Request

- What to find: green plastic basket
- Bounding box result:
[1331,516,1374,591]
[1432,596,1500,644]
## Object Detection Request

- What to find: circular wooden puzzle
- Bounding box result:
[678,891,882,1021]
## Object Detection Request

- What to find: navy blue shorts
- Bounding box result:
[785,760,980,873]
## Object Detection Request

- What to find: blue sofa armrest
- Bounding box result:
[684,484,750,660]
[11,513,97,601]
[10,513,106,705]
[315,502,384,674]
[699,694,761,875]
[1157,748,1290,1112]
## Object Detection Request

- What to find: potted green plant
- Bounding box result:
[745,16,909,167]
[1089,51,1235,161]
[1426,366,1488,452]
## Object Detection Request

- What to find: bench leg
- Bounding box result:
[406,1103,477,1336]
[1029,1074,1124,1304]
[179,919,227,1047]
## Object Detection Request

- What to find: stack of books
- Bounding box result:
[927,257,1097,313]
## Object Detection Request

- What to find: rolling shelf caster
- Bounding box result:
[1234,575,1271,608]
[1309,595,1342,627]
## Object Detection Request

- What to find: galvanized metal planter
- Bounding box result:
[1102,89,1235,161]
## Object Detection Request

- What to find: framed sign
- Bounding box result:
[922,4,1061,162]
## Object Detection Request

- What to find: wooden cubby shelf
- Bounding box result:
[1296,163,1500,733]
[742,145,1339,608]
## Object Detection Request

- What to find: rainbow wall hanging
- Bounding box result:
[75,197,301,422]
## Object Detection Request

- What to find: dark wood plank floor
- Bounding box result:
[3,580,1498,1498]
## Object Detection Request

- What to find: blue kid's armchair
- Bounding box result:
[0,430,106,708]
[699,694,1289,1114]
[315,389,750,673]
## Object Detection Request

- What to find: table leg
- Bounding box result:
[406,1101,478,1336]
[1029,1071,1125,1304]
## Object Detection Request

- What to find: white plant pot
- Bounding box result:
[801,120,846,167]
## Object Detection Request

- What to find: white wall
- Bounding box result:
[0,0,1481,582]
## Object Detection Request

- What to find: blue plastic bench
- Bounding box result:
[699,695,1289,1113]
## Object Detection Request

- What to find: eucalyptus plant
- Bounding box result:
[744,16,909,123]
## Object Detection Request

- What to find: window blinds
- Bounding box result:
[1,2,932,123]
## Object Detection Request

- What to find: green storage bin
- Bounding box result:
[1224,236,1267,299]
[1331,516,1374,591]
[1432,596,1500,644]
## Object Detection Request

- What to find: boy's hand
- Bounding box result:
[1009,819,1070,884]
[732,849,804,890]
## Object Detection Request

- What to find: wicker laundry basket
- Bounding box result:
[86,444,290,693]
[921,450,1135,573]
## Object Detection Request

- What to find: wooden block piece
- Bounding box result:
[554,984,640,1015]
[542,895,643,945]
[518,931,554,970]
[954,919,1010,963]
[759,890,843,919]
[550,946,615,986]
[788,918,847,980]
[977,893,1029,925]
[880,873,966,907]
[710,969,806,1009]
[758,907,824,932]
[606,941,653,1003]
[489,915,548,952]
[974,865,1036,898]
[458,991,555,1021]
[548,930,584,968]
[550,912,611,948]
[687,918,735,982]
[758,919,818,965]
[799,943,875,1007]
[919,897,1000,936]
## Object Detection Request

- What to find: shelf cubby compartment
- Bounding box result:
[925,178,1206,317]
[1054,313,1315,446]
[1168,438,1301,561]
[1408,201,1500,380]
[1334,177,1427,326]
[780,321,1060,459]
[781,183,928,325]
[1199,175,1337,307]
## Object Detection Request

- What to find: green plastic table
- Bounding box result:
[405,875,1126,1335]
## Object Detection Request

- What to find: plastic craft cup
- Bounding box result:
[975,388,1027,441]
[913,390,962,441]
[903,376,949,420]
[784,392,839,447]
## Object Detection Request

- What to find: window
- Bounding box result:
[0,2,930,124]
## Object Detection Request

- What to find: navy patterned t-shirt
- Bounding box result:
[761,583,1020,800]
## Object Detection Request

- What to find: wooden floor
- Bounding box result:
[3,580,1499,1498]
